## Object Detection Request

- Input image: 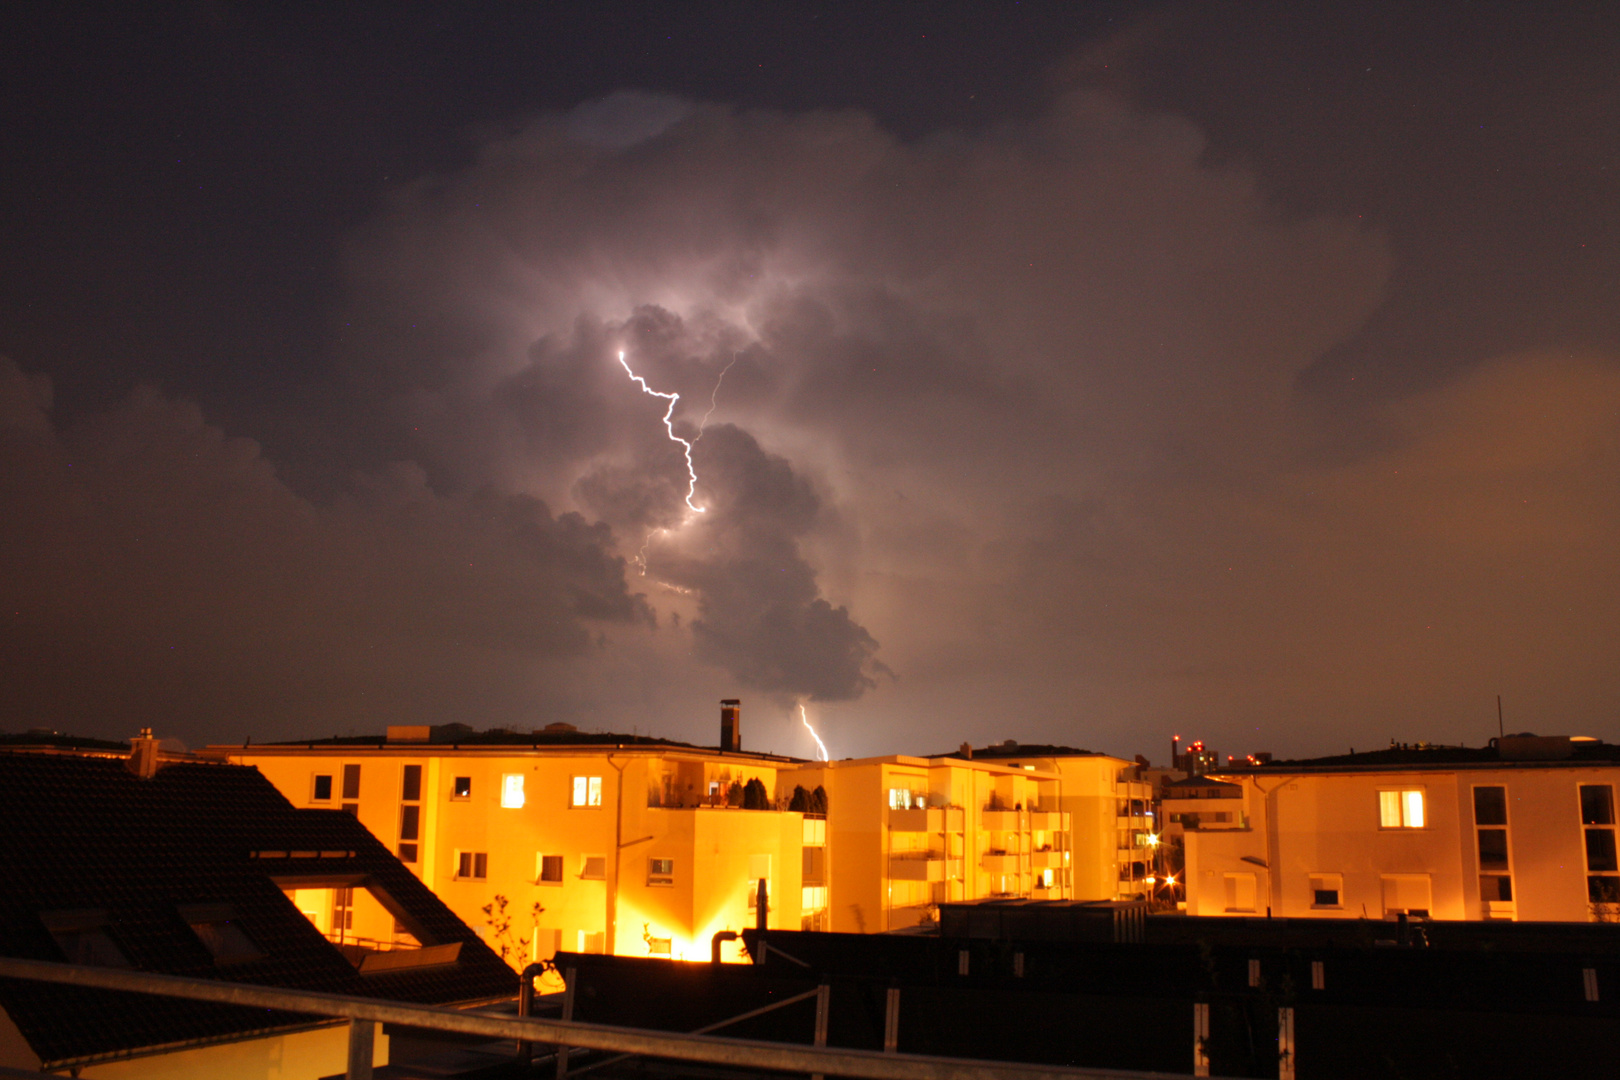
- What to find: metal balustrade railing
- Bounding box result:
[0,955,1210,1080]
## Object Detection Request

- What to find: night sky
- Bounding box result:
[3,3,1617,761]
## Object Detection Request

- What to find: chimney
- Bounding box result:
[1171,735,1181,771]
[127,727,160,778]
[959,742,973,759]
[720,699,741,753]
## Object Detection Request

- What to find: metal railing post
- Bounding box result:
[346,1018,374,1080]
[883,984,901,1053]
[811,981,831,1080]
[557,965,577,1080]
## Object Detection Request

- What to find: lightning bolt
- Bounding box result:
[693,352,738,443]
[617,350,705,515]
[799,702,830,762]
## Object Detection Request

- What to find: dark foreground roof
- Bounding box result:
[0,753,515,1069]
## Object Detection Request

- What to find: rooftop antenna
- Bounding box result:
[1497,695,1505,741]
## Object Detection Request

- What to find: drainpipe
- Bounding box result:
[515,962,548,1064]
[607,754,628,956]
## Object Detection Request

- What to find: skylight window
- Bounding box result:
[42,910,129,968]
[179,904,264,965]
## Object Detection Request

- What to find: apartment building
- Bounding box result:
[219,712,816,970]
[934,742,1159,901]
[778,752,1076,933]
[1183,735,1620,922]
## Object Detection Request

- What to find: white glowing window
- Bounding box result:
[888,788,916,810]
[1379,789,1425,828]
[572,776,603,808]
[501,774,525,809]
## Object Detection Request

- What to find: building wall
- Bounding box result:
[75,1021,385,1080]
[233,746,803,966]
[1184,765,1618,922]
[780,756,1072,933]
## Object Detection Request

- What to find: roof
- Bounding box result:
[0,752,516,1069]
[226,724,806,763]
[1162,776,1242,792]
[932,742,1108,761]
[0,730,132,753]
[1214,737,1620,775]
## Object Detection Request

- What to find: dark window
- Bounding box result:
[1581,785,1614,825]
[341,764,361,800]
[189,919,263,965]
[458,851,488,879]
[1589,876,1620,903]
[1480,875,1513,902]
[1313,889,1340,906]
[1478,829,1510,869]
[400,804,420,841]
[1473,786,1507,826]
[539,854,564,883]
[397,842,418,864]
[453,776,472,799]
[401,765,422,802]
[649,857,674,884]
[1586,829,1618,872]
[179,904,263,965]
[312,774,333,801]
[43,912,130,969]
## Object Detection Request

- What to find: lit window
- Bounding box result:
[649,857,674,885]
[581,855,606,880]
[456,851,488,880]
[1378,789,1425,828]
[501,774,525,809]
[888,788,912,810]
[537,854,564,884]
[572,776,603,807]
[312,774,333,802]
[452,776,472,799]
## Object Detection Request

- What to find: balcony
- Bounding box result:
[802,816,826,846]
[889,853,952,881]
[981,809,1023,831]
[889,807,946,832]
[1028,811,1068,831]
[1030,849,1067,869]
[981,852,1022,872]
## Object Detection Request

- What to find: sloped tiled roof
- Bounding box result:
[0,753,516,1069]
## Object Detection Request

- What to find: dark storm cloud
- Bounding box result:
[9,11,1617,760]
[0,359,647,745]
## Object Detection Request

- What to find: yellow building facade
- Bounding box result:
[226,728,813,968]
[1183,737,1620,922]
[779,754,1077,932]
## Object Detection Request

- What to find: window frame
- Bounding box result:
[1308,873,1343,910]
[571,775,604,808]
[501,773,526,809]
[311,774,334,802]
[455,850,489,881]
[1377,788,1427,829]
[451,776,472,800]
[648,857,675,886]
[580,855,607,880]
[537,853,565,885]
